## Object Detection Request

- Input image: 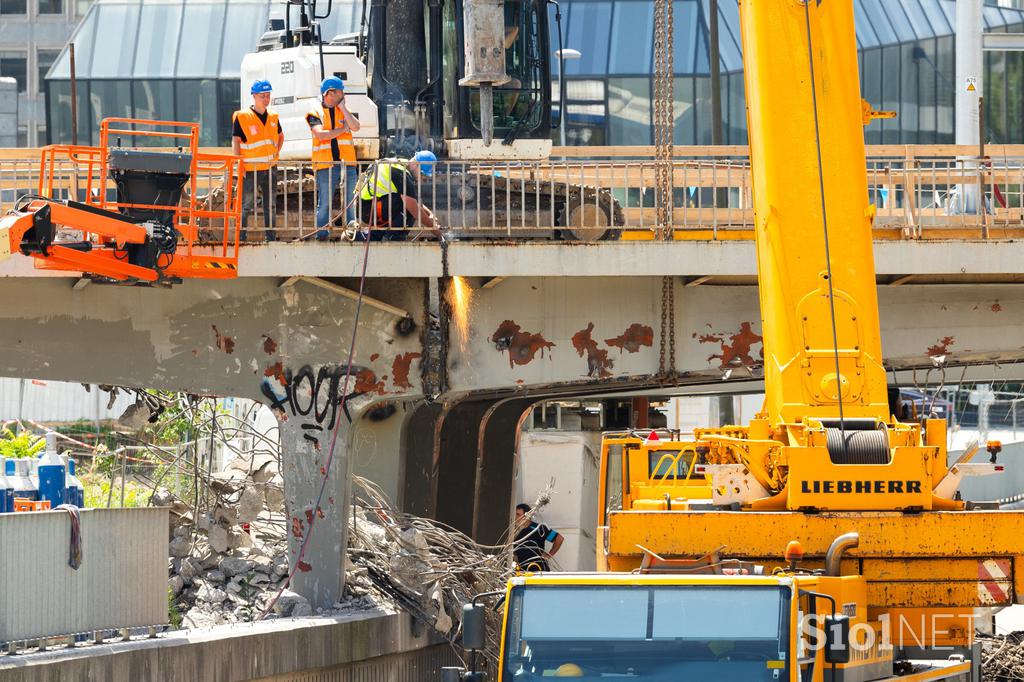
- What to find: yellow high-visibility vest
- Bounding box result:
[309,104,356,170]
[359,163,406,200]
[233,108,280,171]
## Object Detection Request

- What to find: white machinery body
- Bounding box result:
[240,44,379,161]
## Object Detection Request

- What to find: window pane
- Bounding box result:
[694,75,712,144]
[881,45,900,143]
[862,48,883,144]
[220,3,269,77]
[318,1,359,39]
[91,3,141,77]
[0,53,27,93]
[880,3,916,43]
[134,2,182,77]
[87,80,133,144]
[177,1,227,77]
[853,1,880,48]
[920,0,951,35]
[0,0,26,14]
[37,49,60,89]
[673,76,695,144]
[899,43,918,143]
[175,79,219,145]
[132,80,175,133]
[218,79,239,146]
[672,0,698,74]
[901,0,935,38]
[564,1,610,75]
[936,36,954,142]
[914,40,937,144]
[714,0,743,73]
[726,72,746,144]
[862,0,897,46]
[609,1,651,74]
[38,0,63,14]
[49,9,98,79]
[46,78,92,145]
[608,77,649,144]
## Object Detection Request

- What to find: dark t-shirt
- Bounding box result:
[232,107,278,142]
[514,522,558,571]
[306,107,343,162]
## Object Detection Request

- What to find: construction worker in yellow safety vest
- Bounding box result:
[232,79,284,242]
[307,76,361,240]
[356,151,441,241]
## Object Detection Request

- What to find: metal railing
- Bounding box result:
[2,145,1024,242]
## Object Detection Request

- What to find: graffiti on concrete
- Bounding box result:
[260,364,364,444]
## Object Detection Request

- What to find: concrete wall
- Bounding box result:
[516,430,600,571]
[0,612,456,682]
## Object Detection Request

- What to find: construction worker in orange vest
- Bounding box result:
[232,79,284,242]
[307,76,361,240]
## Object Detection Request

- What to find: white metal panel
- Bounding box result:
[0,378,135,423]
[0,508,168,642]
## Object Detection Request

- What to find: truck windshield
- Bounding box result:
[501,584,788,681]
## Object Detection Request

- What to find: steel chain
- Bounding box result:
[654,0,675,376]
[659,275,668,374]
[652,0,674,241]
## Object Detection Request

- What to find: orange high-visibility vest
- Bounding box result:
[309,104,356,170]
[233,108,280,171]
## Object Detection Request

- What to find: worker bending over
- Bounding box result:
[357,151,440,241]
[513,503,563,572]
[232,79,284,241]
[307,76,361,240]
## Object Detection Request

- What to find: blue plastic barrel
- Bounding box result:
[37,432,66,508]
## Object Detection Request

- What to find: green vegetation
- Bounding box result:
[0,427,45,459]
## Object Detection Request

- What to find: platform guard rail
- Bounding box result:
[0,144,1022,242]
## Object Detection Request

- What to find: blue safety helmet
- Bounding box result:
[251,79,272,95]
[412,150,437,176]
[320,76,345,94]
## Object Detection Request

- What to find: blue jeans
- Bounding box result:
[315,164,359,239]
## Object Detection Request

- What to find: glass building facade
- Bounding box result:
[43,0,1024,146]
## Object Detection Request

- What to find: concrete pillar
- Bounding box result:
[277,415,351,610]
[955,0,984,214]
[955,0,983,147]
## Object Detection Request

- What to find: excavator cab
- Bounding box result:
[2,118,243,284]
[441,0,551,144]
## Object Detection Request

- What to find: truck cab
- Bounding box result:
[482,570,975,682]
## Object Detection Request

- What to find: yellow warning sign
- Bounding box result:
[966,76,978,93]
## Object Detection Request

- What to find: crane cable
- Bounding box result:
[802,0,847,448]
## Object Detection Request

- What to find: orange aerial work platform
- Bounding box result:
[0,118,244,284]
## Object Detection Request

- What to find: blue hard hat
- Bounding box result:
[412,150,437,176]
[320,76,345,94]
[251,79,272,94]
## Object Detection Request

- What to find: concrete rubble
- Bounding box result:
[159,452,395,629]
[159,456,516,664]
[981,631,1024,682]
